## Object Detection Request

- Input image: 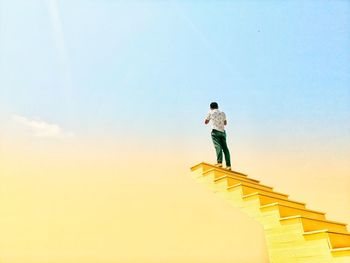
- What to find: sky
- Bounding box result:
[0,0,349,262]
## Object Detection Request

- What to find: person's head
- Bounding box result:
[210,102,219,110]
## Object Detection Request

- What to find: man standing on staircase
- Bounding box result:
[204,102,231,170]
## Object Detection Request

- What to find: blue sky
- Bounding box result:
[1,0,349,151]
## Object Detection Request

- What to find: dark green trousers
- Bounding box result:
[211,129,231,167]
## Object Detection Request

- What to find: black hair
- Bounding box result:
[210,102,218,109]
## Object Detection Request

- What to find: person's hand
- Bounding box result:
[204,119,209,125]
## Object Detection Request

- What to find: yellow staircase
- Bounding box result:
[190,162,350,263]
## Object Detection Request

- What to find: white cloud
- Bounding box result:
[12,114,74,138]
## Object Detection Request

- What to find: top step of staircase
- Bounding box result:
[205,169,260,183]
[190,162,249,177]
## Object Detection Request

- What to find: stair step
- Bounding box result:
[261,202,326,220]
[214,175,269,191]
[304,229,350,249]
[228,183,289,200]
[331,246,350,257]
[204,168,259,183]
[331,247,350,252]
[191,162,248,177]
[242,192,306,209]
[280,215,348,233]
[190,163,210,173]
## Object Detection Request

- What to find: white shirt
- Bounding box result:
[205,109,226,132]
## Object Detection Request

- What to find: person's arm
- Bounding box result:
[204,112,211,125]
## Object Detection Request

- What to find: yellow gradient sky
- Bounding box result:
[1,136,270,263]
[1,131,349,262]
